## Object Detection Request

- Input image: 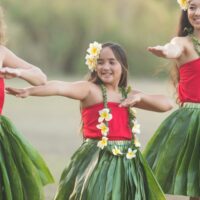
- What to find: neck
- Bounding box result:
[103,83,119,91]
[193,29,200,39]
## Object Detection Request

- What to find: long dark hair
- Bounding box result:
[87,42,129,88]
[171,9,193,103]
[177,10,193,36]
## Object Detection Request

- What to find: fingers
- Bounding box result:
[119,98,137,107]
[5,87,25,97]
[0,67,21,79]
[119,94,142,107]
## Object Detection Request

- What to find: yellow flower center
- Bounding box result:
[91,47,98,55]
[101,138,107,145]
[127,152,133,157]
[101,112,108,118]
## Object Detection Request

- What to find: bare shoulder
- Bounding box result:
[171,36,187,46]
[73,81,99,95]
[130,89,142,95]
[81,82,103,108]
[78,80,97,89]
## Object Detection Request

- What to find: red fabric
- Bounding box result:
[82,102,132,140]
[178,58,200,103]
[0,78,5,114]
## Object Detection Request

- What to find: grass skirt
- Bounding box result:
[0,115,54,200]
[54,139,165,200]
[143,103,200,197]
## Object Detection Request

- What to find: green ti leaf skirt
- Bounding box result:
[143,102,200,197]
[0,115,54,200]
[54,139,165,200]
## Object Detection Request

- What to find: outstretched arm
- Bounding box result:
[148,37,184,59]
[0,46,47,85]
[120,91,173,112]
[6,80,91,101]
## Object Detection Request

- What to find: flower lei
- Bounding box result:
[190,33,200,56]
[85,41,102,72]
[96,84,141,159]
[177,0,188,11]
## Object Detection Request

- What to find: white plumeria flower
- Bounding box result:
[87,41,102,57]
[85,54,97,71]
[96,122,109,136]
[112,146,123,156]
[97,137,108,149]
[131,108,137,115]
[126,148,137,159]
[134,136,141,148]
[98,108,112,122]
[177,0,188,10]
[132,120,140,135]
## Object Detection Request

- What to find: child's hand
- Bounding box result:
[6,87,29,98]
[119,93,142,107]
[147,46,167,57]
[0,67,21,79]
[148,43,182,59]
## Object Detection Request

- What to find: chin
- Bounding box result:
[192,23,200,30]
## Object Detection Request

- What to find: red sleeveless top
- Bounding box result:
[82,102,132,140]
[0,78,5,114]
[178,58,200,103]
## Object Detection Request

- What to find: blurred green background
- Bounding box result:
[1,0,189,199]
[1,0,178,77]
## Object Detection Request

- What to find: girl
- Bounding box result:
[0,6,54,200]
[143,0,200,199]
[6,42,173,200]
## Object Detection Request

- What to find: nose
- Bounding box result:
[102,62,110,70]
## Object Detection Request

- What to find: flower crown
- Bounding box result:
[85,41,102,72]
[177,0,188,11]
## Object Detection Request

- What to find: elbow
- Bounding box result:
[39,73,47,85]
[33,69,47,86]
[159,101,174,112]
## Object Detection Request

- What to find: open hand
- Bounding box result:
[6,87,29,98]
[0,67,21,79]
[147,46,167,57]
[119,93,142,107]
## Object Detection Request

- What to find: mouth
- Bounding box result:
[193,18,200,23]
[101,71,112,76]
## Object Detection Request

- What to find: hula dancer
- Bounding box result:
[143,0,200,199]
[7,42,173,200]
[0,6,54,200]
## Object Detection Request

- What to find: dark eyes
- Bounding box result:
[97,61,116,65]
[110,61,115,65]
[189,6,197,10]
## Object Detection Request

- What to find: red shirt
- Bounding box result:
[178,58,200,103]
[82,102,132,140]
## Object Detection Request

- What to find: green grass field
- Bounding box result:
[4,77,188,200]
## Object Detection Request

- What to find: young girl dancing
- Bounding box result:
[7,41,173,200]
[0,6,54,200]
[143,0,200,199]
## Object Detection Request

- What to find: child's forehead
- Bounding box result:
[188,0,200,5]
[99,47,116,59]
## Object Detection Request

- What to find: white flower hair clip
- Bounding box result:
[177,0,188,11]
[85,41,102,72]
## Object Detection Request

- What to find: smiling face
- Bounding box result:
[96,47,122,87]
[188,0,200,30]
